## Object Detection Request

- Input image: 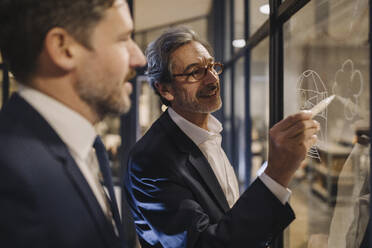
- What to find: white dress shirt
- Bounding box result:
[18,86,111,217]
[168,107,291,206]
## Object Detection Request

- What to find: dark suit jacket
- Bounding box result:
[125,110,295,248]
[0,94,121,248]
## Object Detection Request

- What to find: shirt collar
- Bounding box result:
[18,85,96,161]
[168,107,223,146]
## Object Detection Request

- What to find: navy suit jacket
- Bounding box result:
[125,110,295,248]
[0,94,121,248]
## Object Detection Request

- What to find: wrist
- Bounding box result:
[264,166,291,188]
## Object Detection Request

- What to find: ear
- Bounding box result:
[155,82,174,102]
[43,27,81,71]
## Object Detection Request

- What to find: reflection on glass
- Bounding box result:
[283,0,369,247]
[250,38,269,182]
[328,130,370,247]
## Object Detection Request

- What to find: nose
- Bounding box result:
[129,40,146,68]
[203,68,219,85]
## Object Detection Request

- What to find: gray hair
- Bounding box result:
[145,26,213,106]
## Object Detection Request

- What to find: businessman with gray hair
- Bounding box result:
[125,26,320,248]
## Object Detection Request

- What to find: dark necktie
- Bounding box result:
[93,136,123,238]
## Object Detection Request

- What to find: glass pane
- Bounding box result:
[233,0,244,51]
[283,0,370,247]
[250,38,269,182]
[250,0,269,35]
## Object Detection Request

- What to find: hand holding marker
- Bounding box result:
[257,95,335,176]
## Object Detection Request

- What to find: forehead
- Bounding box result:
[112,0,133,28]
[171,41,213,71]
[92,0,133,38]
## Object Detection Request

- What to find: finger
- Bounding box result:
[291,127,319,144]
[272,111,313,132]
[283,119,319,139]
[284,134,317,159]
[304,135,318,150]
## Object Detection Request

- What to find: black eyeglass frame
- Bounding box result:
[172,62,224,81]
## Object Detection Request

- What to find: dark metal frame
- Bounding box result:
[269,0,283,129]
[229,0,237,169]
[269,1,284,246]
[244,0,252,188]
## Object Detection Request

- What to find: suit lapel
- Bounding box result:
[187,153,230,212]
[159,111,230,213]
[61,155,120,247]
[2,93,119,246]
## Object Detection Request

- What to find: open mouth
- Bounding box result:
[199,89,218,98]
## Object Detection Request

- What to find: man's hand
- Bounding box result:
[265,111,320,187]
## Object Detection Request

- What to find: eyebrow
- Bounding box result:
[182,58,215,73]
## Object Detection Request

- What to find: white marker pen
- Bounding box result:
[309,94,335,117]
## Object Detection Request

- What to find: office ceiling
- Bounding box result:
[133,0,270,34]
[133,0,212,32]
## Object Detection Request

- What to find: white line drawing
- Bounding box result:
[332,59,364,121]
[297,70,328,160]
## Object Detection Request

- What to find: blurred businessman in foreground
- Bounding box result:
[0,0,145,247]
[125,26,320,248]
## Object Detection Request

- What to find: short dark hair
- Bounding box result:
[145,26,213,106]
[0,0,115,83]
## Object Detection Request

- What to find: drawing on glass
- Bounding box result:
[297,70,328,160]
[332,59,364,121]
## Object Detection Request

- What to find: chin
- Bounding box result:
[206,99,222,113]
[121,101,131,114]
[195,103,222,114]
[110,92,132,115]
[121,93,132,113]
[208,104,222,113]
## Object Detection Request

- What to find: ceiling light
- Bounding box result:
[232,39,246,48]
[259,4,270,15]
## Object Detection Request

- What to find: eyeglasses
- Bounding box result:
[173,62,223,81]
